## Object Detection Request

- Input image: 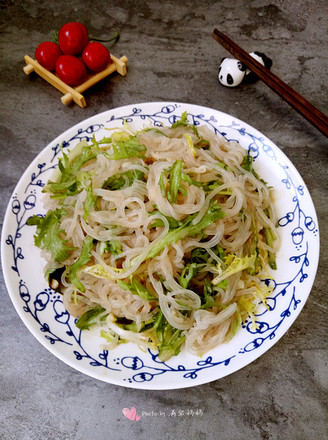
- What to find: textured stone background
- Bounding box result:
[0,1,327,439]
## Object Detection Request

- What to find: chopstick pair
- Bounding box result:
[211,28,328,137]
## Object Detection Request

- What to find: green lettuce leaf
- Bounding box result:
[159,160,202,204]
[264,227,277,270]
[133,201,225,266]
[26,210,74,263]
[99,239,122,255]
[179,263,198,288]
[167,160,184,203]
[83,181,98,220]
[75,305,107,330]
[100,329,127,344]
[102,169,145,191]
[241,154,267,185]
[115,317,154,333]
[117,276,157,301]
[46,143,98,199]
[247,213,261,275]
[200,278,217,309]
[68,236,94,292]
[149,211,183,229]
[103,136,146,160]
[171,111,199,137]
[153,310,186,361]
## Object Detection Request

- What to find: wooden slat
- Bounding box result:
[24,53,128,108]
[61,55,128,105]
[24,55,86,107]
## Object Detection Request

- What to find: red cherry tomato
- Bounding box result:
[35,42,62,71]
[75,22,89,47]
[58,22,89,55]
[82,42,111,72]
[55,55,87,86]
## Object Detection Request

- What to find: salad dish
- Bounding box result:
[1,102,319,389]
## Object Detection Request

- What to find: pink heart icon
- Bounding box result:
[122,407,141,421]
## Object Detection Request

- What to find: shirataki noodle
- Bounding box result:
[30,115,279,360]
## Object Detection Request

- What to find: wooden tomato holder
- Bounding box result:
[23,54,128,108]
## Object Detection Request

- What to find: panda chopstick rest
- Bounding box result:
[212,28,328,136]
[218,52,272,87]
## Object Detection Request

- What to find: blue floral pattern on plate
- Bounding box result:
[1,102,319,389]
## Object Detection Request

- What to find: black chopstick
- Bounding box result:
[212,28,328,137]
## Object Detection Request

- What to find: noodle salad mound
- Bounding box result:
[27,112,279,361]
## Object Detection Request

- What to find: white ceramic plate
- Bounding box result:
[1,102,320,389]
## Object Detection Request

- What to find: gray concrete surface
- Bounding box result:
[0,1,327,439]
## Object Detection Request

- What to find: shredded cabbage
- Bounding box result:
[212,254,257,285]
